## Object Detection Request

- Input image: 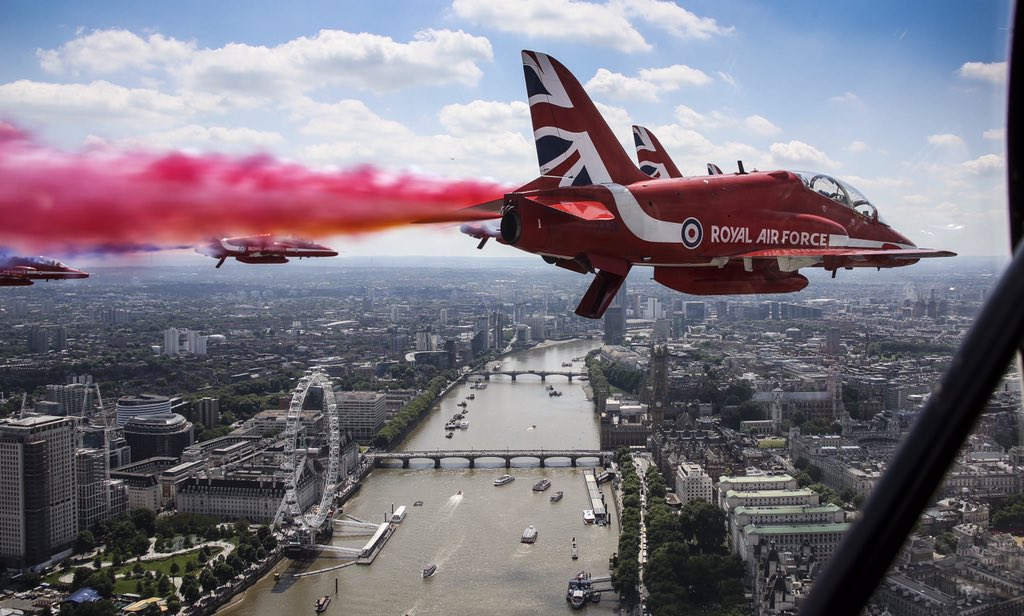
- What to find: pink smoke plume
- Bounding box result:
[0,123,509,254]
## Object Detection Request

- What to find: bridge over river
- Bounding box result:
[368,449,612,469]
[465,369,582,382]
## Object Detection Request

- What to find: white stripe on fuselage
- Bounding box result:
[827,234,915,250]
[605,184,683,243]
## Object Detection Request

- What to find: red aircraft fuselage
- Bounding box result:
[0,256,90,286]
[197,234,338,267]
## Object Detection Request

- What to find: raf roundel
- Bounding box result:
[681,217,703,249]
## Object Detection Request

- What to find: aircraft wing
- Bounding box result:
[727,247,957,260]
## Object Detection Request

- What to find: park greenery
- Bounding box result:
[612,447,745,616]
[53,511,278,616]
[373,371,457,447]
[991,493,1024,532]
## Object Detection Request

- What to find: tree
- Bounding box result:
[680,499,727,554]
[181,579,201,603]
[199,568,219,593]
[74,530,96,555]
[169,561,180,581]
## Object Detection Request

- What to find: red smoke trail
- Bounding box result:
[0,123,509,254]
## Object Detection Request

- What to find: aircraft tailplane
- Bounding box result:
[633,125,683,179]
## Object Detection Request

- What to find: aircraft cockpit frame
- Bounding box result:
[792,170,887,224]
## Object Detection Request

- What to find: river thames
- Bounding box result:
[220,339,623,615]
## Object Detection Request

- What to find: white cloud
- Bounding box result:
[961,153,1004,176]
[957,61,1007,85]
[902,194,930,204]
[585,69,660,102]
[178,29,493,98]
[769,140,839,169]
[439,100,529,136]
[672,104,732,129]
[594,102,633,132]
[0,80,193,126]
[612,0,733,40]
[846,140,869,153]
[37,29,195,74]
[35,27,494,102]
[99,125,286,152]
[829,91,864,108]
[290,97,533,180]
[717,71,736,87]
[585,64,712,102]
[639,65,712,88]
[451,0,650,52]
[744,115,780,136]
[983,128,1005,141]
[927,133,965,148]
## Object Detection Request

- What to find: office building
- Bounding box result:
[675,462,713,505]
[337,391,387,442]
[115,394,171,426]
[0,415,77,570]
[163,328,179,356]
[123,414,194,462]
[46,382,96,417]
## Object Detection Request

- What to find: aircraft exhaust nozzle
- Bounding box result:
[500,210,522,245]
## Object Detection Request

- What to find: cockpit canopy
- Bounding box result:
[792,171,888,225]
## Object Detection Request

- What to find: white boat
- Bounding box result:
[391,506,407,523]
[459,420,469,429]
[422,562,437,578]
[582,509,596,524]
[521,525,538,543]
[494,474,515,486]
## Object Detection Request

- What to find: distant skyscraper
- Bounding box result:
[194,397,220,429]
[27,326,48,354]
[603,307,625,345]
[0,415,77,570]
[337,391,387,442]
[825,329,841,356]
[685,302,707,323]
[52,326,67,352]
[47,382,96,417]
[163,328,179,356]
[439,308,448,326]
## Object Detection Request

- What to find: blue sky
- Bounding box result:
[0,0,1012,259]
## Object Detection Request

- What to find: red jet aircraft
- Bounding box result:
[196,235,338,268]
[454,51,954,319]
[0,255,90,286]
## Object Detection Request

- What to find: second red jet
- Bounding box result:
[196,235,338,268]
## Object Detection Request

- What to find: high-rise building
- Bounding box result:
[115,394,172,426]
[685,302,707,323]
[46,382,96,417]
[163,328,179,356]
[0,415,77,570]
[825,328,841,356]
[27,327,48,354]
[13,300,28,318]
[52,326,67,352]
[603,306,625,345]
[194,397,220,429]
[439,308,448,326]
[76,448,108,532]
[337,391,387,442]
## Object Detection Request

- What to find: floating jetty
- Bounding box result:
[582,469,609,525]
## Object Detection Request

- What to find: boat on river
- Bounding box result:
[532,479,551,492]
[583,509,596,524]
[550,491,563,502]
[315,595,331,613]
[494,474,515,486]
[521,525,538,543]
[422,562,437,578]
[445,431,454,438]
[458,401,467,407]
[467,394,475,400]
[571,537,579,560]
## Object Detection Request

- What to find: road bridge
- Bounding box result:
[465,369,582,382]
[369,449,612,469]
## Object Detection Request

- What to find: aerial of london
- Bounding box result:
[0,2,1020,615]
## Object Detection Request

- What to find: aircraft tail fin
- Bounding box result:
[522,50,647,187]
[632,125,683,179]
